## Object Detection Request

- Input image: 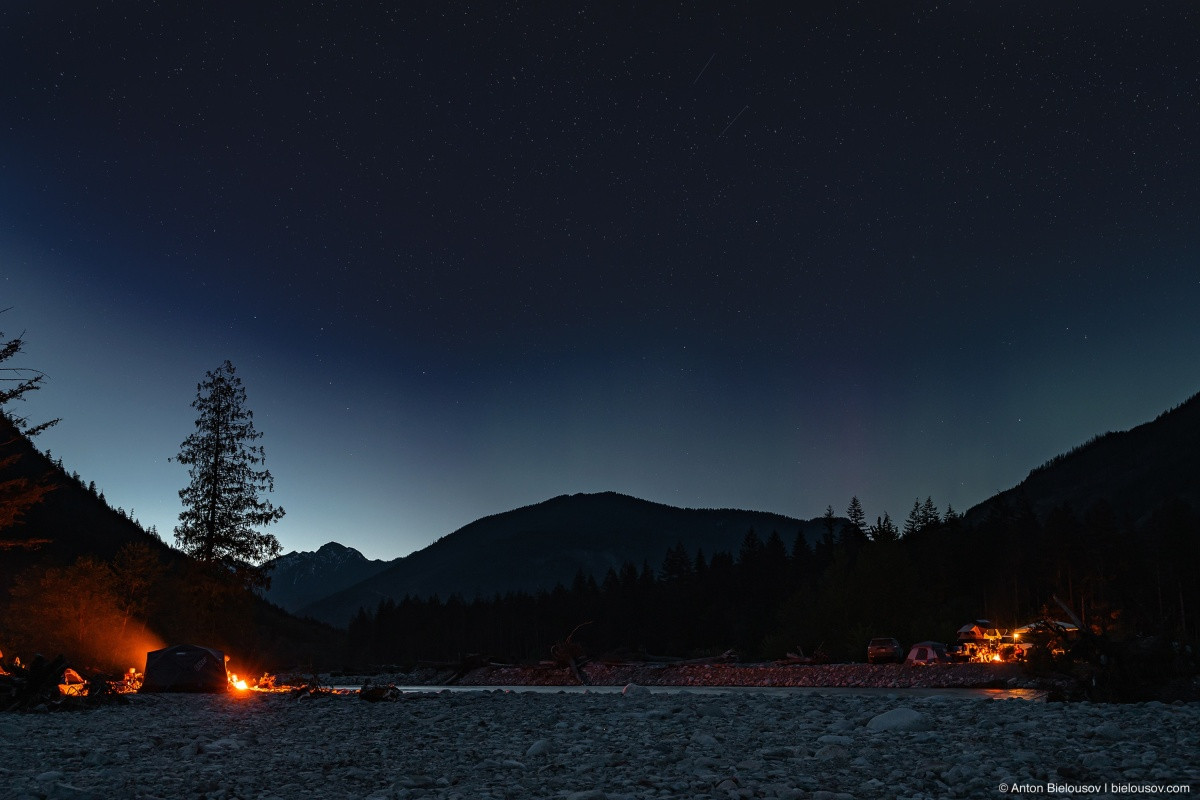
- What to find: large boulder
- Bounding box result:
[866,707,932,732]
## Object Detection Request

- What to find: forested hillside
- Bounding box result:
[347,493,1199,665]
[0,417,341,673]
[301,492,830,626]
[346,394,1200,667]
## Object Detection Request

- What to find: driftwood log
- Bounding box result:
[444,653,491,685]
[550,623,592,685]
[359,683,401,702]
[289,675,333,697]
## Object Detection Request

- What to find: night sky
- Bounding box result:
[3,2,1198,561]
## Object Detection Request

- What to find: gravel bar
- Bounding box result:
[1,687,1197,799]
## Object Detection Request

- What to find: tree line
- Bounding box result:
[346,495,1199,667]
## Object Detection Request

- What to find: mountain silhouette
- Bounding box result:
[965,390,1200,525]
[299,391,1200,628]
[262,542,389,612]
[297,491,828,626]
[8,389,1199,640]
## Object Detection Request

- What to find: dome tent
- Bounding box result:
[905,641,950,665]
[141,644,229,692]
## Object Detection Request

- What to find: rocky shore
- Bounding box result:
[2,686,1197,799]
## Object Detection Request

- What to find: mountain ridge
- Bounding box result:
[10,388,1199,638]
[965,390,1200,525]
[295,491,831,626]
[293,391,1200,627]
[262,541,389,612]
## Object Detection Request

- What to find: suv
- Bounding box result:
[867,637,903,664]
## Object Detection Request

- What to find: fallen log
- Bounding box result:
[289,675,333,698]
[444,653,492,685]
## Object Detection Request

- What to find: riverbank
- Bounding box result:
[459,661,1037,689]
[328,661,1058,692]
[2,687,1196,799]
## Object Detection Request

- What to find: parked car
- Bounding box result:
[866,637,903,664]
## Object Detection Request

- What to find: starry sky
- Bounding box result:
[2,2,1198,562]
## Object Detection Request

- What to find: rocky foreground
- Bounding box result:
[1,687,1197,800]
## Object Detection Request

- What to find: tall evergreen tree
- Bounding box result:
[820,504,839,542]
[791,529,814,582]
[903,499,922,538]
[738,528,764,565]
[920,496,940,529]
[173,360,284,586]
[660,541,693,582]
[846,496,867,537]
[942,503,962,533]
[869,513,900,544]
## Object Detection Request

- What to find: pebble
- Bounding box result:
[0,689,1196,799]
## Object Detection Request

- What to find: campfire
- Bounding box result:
[226,671,290,693]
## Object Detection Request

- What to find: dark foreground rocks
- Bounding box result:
[1,688,1196,799]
